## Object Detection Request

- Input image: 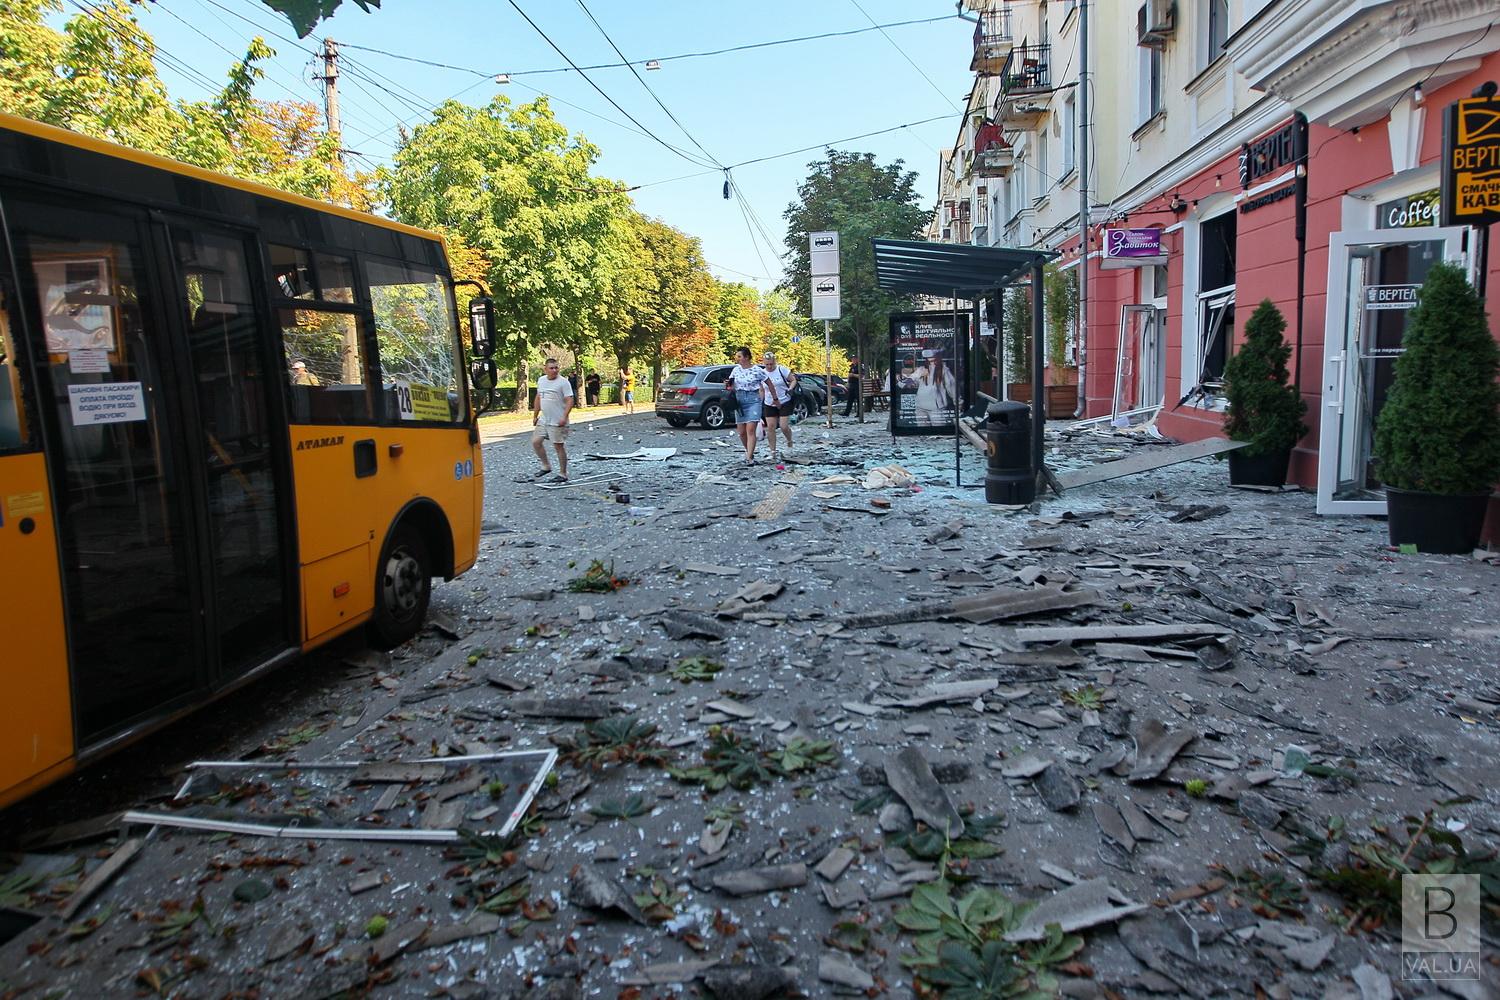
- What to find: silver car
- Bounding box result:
[656,365,816,429]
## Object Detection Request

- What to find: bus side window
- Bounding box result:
[0,288,31,451]
[279,307,374,424]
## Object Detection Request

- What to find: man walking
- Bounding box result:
[842,361,863,417]
[531,357,574,482]
[621,368,636,414]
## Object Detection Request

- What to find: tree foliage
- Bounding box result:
[1003,286,1032,384]
[258,0,380,38]
[379,96,634,407]
[1042,264,1077,385]
[0,0,364,206]
[1373,264,1500,493]
[1221,299,1307,457]
[782,150,928,360]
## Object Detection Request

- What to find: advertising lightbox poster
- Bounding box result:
[888,311,968,436]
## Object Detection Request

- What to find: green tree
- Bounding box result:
[712,282,767,362]
[613,214,716,397]
[1373,264,1500,493]
[782,150,928,369]
[1221,300,1307,457]
[380,96,634,410]
[1,0,364,207]
[1043,264,1077,385]
[259,0,380,38]
[1003,286,1032,384]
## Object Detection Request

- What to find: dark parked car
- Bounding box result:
[656,365,817,429]
[796,372,846,406]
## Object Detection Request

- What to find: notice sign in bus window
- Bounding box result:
[394,379,451,422]
[67,381,145,425]
[1441,95,1500,227]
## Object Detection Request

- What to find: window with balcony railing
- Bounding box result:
[975,6,1013,47]
[1000,42,1050,97]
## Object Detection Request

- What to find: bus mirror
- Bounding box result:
[468,296,496,358]
[471,357,498,392]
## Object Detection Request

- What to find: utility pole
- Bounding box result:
[1076,1,1089,416]
[318,37,343,166]
[824,319,833,428]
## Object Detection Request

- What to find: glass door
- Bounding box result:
[7,196,203,744]
[165,224,291,679]
[1317,228,1467,515]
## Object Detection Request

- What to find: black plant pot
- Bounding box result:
[1385,486,1491,554]
[1228,447,1291,488]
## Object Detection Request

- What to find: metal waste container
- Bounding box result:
[984,400,1035,505]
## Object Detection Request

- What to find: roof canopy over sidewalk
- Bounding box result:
[871,238,1054,297]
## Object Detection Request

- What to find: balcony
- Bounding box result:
[999,42,1050,96]
[974,145,1013,177]
[971,6,1014,75]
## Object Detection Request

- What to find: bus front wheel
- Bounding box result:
[371,525,432,649]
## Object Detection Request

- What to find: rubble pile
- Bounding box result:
[0,415,1495,998]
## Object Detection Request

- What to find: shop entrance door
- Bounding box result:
[1316,228,1467,515]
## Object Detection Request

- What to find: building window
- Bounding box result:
[1205,0,1229,67]
[1037,132,1049,197]
[1062,93,1076,175]
[1138,42,1163,124]
[1194,209,1237,390]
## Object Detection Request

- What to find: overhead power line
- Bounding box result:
[847,0,962,113]
[336,14,963,79]
[503,0,718,169]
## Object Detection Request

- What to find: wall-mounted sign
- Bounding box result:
[1363,284,1420,311]
[1377,189,1440,229]
[1101,228,1166,269]
[1440,95,1500,227]
[1239,114,1307,189]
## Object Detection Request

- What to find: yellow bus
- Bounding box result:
[0,113,494,807]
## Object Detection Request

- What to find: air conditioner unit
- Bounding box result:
[1137,0,1175,48]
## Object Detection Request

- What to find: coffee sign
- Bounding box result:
[1441,94,1500,226]
[1377,189,1440,229]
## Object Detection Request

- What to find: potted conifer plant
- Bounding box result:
[1221,299,1306,487]
[1372,262,1500,553]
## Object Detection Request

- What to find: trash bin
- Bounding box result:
[984,400,1035,505]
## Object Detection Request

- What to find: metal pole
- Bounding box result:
[954,290,961,487]
[855,332,865,423]
[1075,0,1088,417]
[824,318,833,428]
[1031,263,1046,473]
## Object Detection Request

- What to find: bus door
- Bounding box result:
[4,195,205,746]
[160,222,292,681]
[0,202,74,796]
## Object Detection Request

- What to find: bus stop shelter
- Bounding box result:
[871,238,1056,480]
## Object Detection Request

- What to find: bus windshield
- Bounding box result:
[365,258,465,423]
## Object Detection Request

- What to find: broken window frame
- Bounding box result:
[1111,303,1165,424]
[118,750,557,843]
[1176,286,1234,409]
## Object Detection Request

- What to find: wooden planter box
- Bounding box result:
[1006,382,1078,418]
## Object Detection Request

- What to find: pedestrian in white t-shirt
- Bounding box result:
[530,358,574,482]
[759,351,797,460]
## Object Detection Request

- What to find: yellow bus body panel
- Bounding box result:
[291,424,481,648]
[0,453,75,805]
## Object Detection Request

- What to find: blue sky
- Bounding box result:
[123,0,976,290]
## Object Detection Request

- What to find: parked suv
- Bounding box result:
[656,365,817,429]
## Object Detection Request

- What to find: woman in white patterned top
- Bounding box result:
[728,346,769,465]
